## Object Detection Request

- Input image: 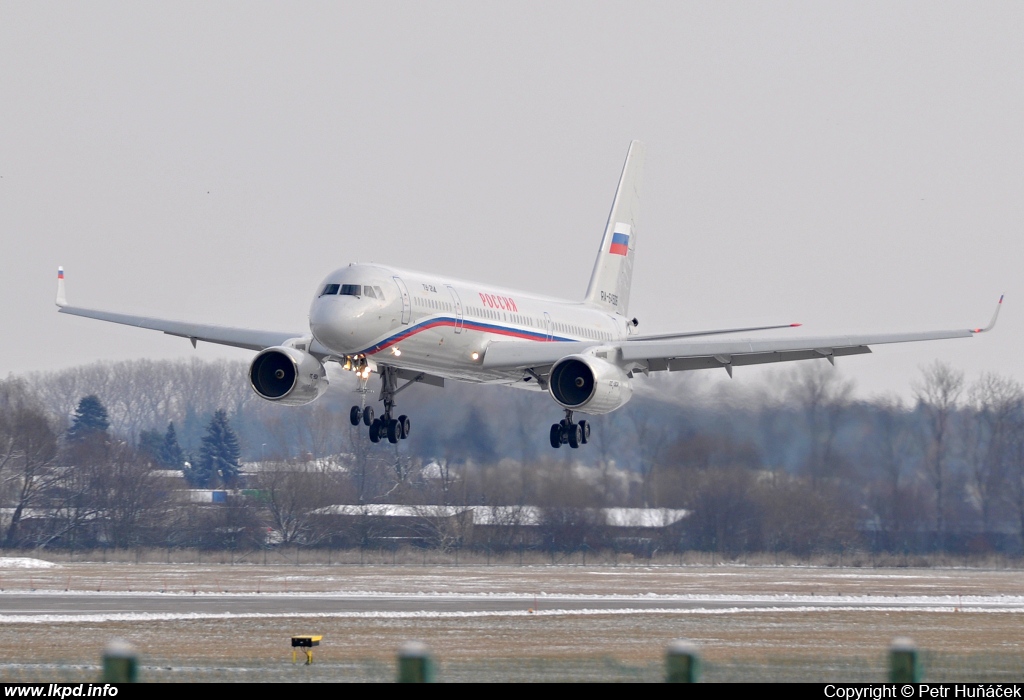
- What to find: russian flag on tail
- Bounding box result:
[609,223,631,256]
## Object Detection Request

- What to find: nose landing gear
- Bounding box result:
[549,409,590,449]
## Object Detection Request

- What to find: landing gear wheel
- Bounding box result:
[579,420,590,444]
[362,406,375,427]
[568,423,582,449]
[550,424,562,448]
[369,418,382,443]
[387,419,401,444]
[398,415,410,439]
[349,406,362,426]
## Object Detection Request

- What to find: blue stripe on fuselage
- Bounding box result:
[353,316,576,355]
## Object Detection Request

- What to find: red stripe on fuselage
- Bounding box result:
[359,317,560,355]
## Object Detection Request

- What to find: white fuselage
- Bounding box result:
[308,264,630,384]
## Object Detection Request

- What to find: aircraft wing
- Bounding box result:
[626,322,802,342]
[56,268,318,353]
[483,297,1002,375]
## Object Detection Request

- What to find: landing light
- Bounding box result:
[471,352,480,361]
[392,347,402,357]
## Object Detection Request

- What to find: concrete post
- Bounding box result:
[102,639,138,683]
[665,639,700,683]
[397,641,434,683]
[889,636,921,683]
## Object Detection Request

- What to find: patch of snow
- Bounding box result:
[0,558,58,569]
[3,605,1024,626]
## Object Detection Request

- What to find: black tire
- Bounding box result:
[398,415,410,439]
[362,406,374,427]
[568,423,581,449]
[387,419,400,444]
[349,406,362,426]
[549,424,562,448]
[369,418,381,443]
[579,419,590,444]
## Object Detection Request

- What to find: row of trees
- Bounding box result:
[5,357,1024,554]
[0,380,249,548]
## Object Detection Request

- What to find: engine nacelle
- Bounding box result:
[548,354,632,414]
[249,346,329,406]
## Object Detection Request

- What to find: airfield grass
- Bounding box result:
[1,554,1024,681]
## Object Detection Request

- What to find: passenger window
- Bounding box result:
[320,284,340,297]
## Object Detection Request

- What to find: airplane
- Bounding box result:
[55,141,1002,449]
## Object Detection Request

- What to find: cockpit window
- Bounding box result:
[373,286,384,300]
[340,284,362,297]
[320,284,340,297]
[363,286,376,299]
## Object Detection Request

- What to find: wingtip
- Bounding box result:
[972,294,1003,334]
[790,323,802,328]
[55,266,67,308]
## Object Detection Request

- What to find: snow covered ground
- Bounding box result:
[0,563,1022,682]
[0,557,58,569]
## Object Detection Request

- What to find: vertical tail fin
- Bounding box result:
[584,140,645,316]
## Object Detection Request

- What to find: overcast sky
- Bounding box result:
[2,2,1021,401]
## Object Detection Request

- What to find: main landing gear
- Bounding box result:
[348,365,410,445]
[549,409,590,449]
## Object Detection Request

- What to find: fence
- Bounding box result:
[2,638,1022,683]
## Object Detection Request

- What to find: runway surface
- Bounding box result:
[2,561,1023,681]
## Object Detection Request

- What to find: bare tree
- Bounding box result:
[913,361,964,548]
[786,362,854,483]
[29,358,251,442]
[590,411,629,506]
[627,403,670,507]
[89,442,168,547]
[681,467,760,555]
[254,461,342,545]
[0,380,59,547]
[863,396,920,547]
[757,473,859,557]
[1007,412,1024,550]
[963,374,1023,534]
[411,504,474,552]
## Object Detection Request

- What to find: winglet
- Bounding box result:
[56,266,67,308]
[972,294,1003,334]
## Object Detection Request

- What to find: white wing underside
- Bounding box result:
[482,328,973,373]
[57,304,319,354]
[484,297,1002,374]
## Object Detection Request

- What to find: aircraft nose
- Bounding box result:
[309,298,357,353]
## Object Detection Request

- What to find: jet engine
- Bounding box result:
[548,355,632,414]
[249,346,329,406]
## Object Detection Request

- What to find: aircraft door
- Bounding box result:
[543,312,553,341]
[447,285,464,334]
[393,276,411,324]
